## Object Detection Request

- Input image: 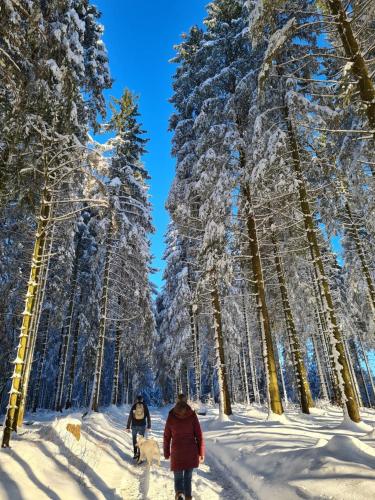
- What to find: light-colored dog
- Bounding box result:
[136,435,160,467]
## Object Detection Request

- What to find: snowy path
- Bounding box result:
[142,409,245,500]
[1,404,375,499]
[0,406,244,500]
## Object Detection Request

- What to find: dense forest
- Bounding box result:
[1,0,375,453]
[0,0,155,447]
[156,0,375,423]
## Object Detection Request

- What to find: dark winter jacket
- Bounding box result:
[163,403,205,471]
[126,402,151,429]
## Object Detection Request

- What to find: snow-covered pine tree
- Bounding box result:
[91,90,154,411]
[155,225,194,399]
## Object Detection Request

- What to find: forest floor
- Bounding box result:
[0,403,375,499]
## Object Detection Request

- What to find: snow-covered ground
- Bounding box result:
[202,404,375,499]
[0,404,375,499]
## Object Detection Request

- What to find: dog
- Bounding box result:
[136,435,160,467]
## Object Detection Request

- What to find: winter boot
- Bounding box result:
[133,446,139,460]
[185,497,192,500]
[175,493,185,500]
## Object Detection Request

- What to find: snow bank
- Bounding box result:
[323,434,375,460]
[266,411,290,424]
[334,417,373,433]
[202,405,375,500]
[365,427,375,440]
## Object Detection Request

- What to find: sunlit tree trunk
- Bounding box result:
[242,183,283,415]
[2,186,52,448]
[16,195,56,423]
[16,213,54,424]
[28,218,56,415]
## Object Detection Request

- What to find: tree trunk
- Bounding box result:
[195,316,201,396]
[349,338,371,408]
[241,344,251,405]
[357,332,375,406]
[311,269,340,403]
[344,338,363,407]
[185,365,191,400]
[15,201,56,426]
[65,292,82,409]
[242,184,283,415]
[28,219,56,415]
[243,286,263,406]
[52,338,63,410]
[279,349,289,408]
[91,223,113,412]
[242,290,260,404]
[127,371,132,405]
[342,193,375,319]
[55,236,81,411]
[270,228,313,413]
[285,103,360,422]
[32,309,51,412]
[210,275,232,416]
[228,354,235,403]
[111,300,122,406]
[326,0,375,159]
[189,304,201,401]
[312,334,330,401]
[122,364,130,405]
[2,187,52,448]
[211,365,216,403]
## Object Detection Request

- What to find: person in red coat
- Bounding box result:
[163,394,205,500]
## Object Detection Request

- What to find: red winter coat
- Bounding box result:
[163,405,205,471]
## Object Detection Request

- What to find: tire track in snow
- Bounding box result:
[203,444,257,500]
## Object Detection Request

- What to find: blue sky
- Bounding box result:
[95,0,208,289]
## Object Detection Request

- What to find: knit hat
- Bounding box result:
[177,393,187,403]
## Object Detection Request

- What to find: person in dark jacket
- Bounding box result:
[163,394,205,500]
[126,395,151,459]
